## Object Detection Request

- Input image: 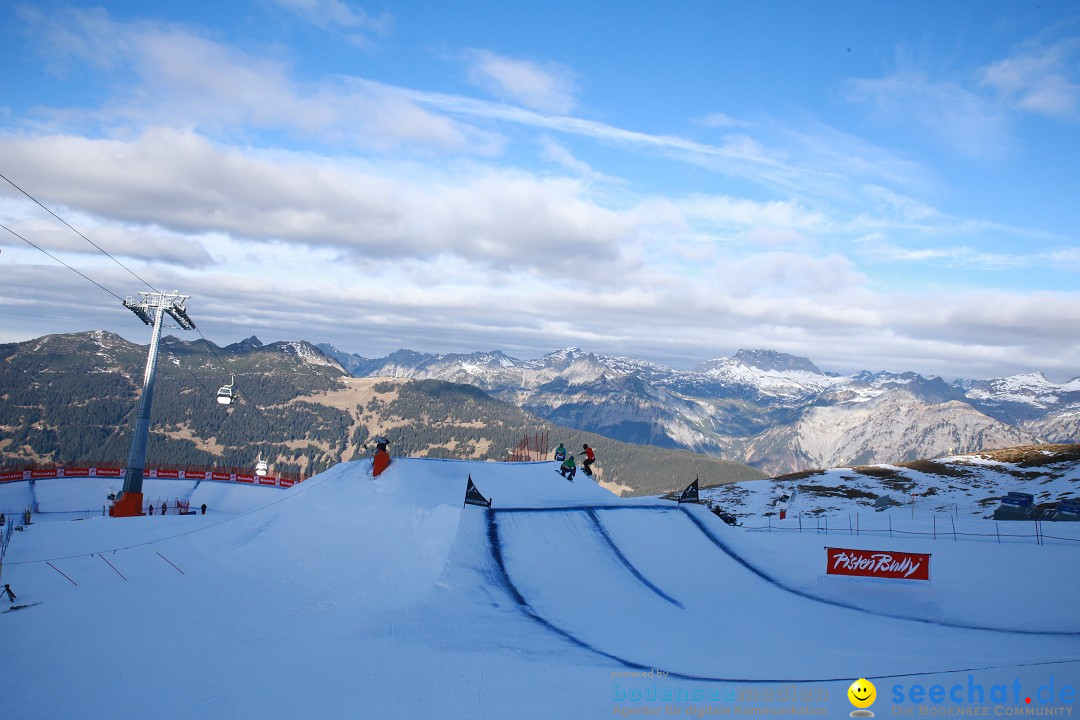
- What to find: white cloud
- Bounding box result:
[845,71,1011,159]
[0,215,213,269]
[23,8,495,155]
[979,40,1080,119]
[537,136,594,176]
[698,112,750,129]
[270,0,392,46]
[857,240,1079,272]
[464,50,578,115]
[0,129,648,274]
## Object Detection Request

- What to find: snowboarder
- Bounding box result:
[560,454,577,481]
[579,444,596,476]
[554,443,566,462]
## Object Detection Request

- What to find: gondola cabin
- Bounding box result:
[216,375,236,405]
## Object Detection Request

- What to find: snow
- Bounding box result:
[700,361,847,398]
[702,450,1080,521]
[283,340,339,368]
[965,373,1063,408]
[2,459,1078,718]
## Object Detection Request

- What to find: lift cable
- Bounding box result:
[0,171,161,294]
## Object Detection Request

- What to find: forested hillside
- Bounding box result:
[0,332,765,495]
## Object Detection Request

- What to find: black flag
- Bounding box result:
[678,477,699,504]
[464,474,492,508]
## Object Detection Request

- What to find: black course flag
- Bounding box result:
[464,474,492,508]
[677,477,700,504]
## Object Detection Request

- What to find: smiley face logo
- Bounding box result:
[848,678,876,715]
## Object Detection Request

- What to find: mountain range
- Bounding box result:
[0,331,764,496]
[318,344,1080,476]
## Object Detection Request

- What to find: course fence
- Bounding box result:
[0,465,305,489]
[741,512,1080,546]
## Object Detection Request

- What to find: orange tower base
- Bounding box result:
[372,451,391,477]
[109,492,145,517]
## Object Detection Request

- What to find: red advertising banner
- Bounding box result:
[0,466,298,487]
[826,547,931,581]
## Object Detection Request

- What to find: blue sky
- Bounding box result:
[0,0,1078,380]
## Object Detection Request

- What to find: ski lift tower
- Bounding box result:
[110,291,195,517]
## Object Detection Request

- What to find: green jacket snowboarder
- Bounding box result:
[560,454,576,481]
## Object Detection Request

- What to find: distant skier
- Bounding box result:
[554,443,566,462]
[579,444,596,476]
[560,454,577,481]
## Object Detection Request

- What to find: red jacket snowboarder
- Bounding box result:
[579,444,596,476]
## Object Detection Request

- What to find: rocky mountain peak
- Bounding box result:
[226,335,263,352]
[730,349,822,374]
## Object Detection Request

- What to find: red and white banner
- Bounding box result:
[826,547,931,581]
[0,466,301,487]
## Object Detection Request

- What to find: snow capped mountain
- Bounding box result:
[695,349,845,400]
[321,343,1077,475]
[275,341,344,370]
[961,372,1063,408]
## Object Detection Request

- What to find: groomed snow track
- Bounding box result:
[485,504,1080,683]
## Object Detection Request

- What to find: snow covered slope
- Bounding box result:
[3,459,1078,719]
[702,444,1080,521]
